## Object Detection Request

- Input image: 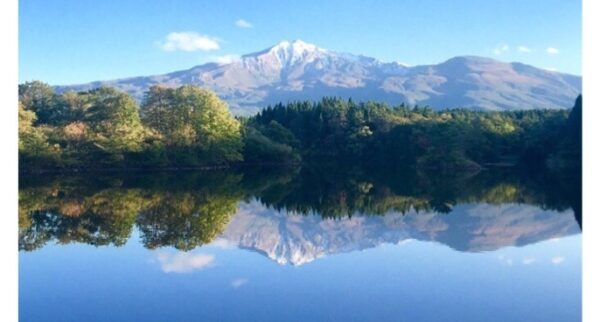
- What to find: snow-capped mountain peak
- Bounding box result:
[56,39,582,116]
[260,39,327,65]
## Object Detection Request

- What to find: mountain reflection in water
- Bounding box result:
[19,166,581,265]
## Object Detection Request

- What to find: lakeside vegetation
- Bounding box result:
[19,81,582,172]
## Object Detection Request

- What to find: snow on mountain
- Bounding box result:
[55,40,582,115]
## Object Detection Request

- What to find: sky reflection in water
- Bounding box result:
[19,168,581,322]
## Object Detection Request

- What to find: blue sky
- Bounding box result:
[19,0,581,84]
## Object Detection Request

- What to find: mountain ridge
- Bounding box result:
[55,40,582,115]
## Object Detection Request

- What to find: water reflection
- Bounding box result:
[220,201,578,265]
[155,252,216,273]
[19,166,581,263]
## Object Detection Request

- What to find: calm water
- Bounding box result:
[19,167,582,322]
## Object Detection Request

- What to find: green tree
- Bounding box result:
[176,86,243,163]
[85,87,147,160]
[140,86,175,137]
[141,85,243,165]
[18,81,69,124]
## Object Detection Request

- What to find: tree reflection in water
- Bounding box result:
[19,165,581,252]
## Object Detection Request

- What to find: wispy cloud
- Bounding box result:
[517,46,532,53]
[157,252,215,273]
[235,19,253,28]
[546,47,560,55]
[493,44,510,56]
[159,32,220,52]
[397,238,414,245]
[497,254,513,266]
[209,238,237,249]
[231,278,248,288]
[211,54,241,64]
[522,257,536,265]
[551,256,565,264]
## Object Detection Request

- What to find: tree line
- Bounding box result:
[18,81,582,171]
[251,95,582,171]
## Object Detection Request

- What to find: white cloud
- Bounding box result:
[397,238,414,245]
[493,44,510,56]
[235,19,253,28]
[209,238,237,249]
[231,278,248,288]
[544,67,559,72]
[517,46,532,53]
[159,32,220,52]
[546,47,560,54]
[157,252,215,273]
[551,256,565,264]
[211,54,241,64]
[497,254,513,266]
[522,257,536,265]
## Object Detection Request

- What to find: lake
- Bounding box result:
[19,166,582,322]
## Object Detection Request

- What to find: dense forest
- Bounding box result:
[18,81,582,172]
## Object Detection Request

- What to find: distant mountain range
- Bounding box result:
[56,40,582,115]
[217,201,580,266]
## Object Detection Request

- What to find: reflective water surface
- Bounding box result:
[19,167,581,322]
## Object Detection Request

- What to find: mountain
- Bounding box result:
[55,40,582,115]
[217,200,580,266]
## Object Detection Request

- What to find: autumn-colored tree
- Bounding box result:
[18,102,59,163]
